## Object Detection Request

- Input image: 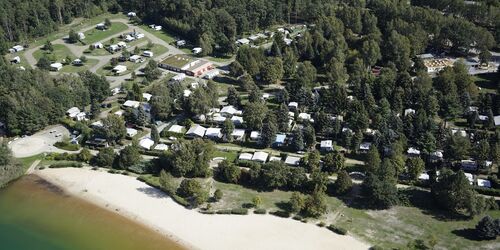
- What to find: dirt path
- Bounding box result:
[26,159,41,174]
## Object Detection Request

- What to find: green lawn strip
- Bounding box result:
[204,55,235,63]
[60,58,99,73]
[4,53,32,69]
[137,24,177,44]
[17,154,45,172]
[33,44,75,62]
[82,22,129,44]
[213,150,238,162]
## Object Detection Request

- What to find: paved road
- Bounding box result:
[8,125,72,158]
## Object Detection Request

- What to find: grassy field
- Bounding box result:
[474,73,498,94]
[4,53,32,69]
[138,24,177,44]
[140,171,500,249]
[60,58,99,73]
[82,22,129,44]
[33,44,75,62]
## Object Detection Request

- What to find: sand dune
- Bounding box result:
[36,168,369,250]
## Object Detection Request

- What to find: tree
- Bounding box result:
[177,179,208,207]
[326,57,348,85]
[68,30,79,43]
[117,143,142,169]
[252,196,262,208]
[276,103,290,132]
[384,31,411,71]
[92,147,116,167]
[95,115,127,143]
[44,40,53,52]
[289,192,305,213]
[218,160,241,184]
[159,170,177,194]
[229,61,245,77]
[0,141,23,186]
[323,152,345,173]
[144,60,161,81]
[295,61,317,88]
[362,159,398,208]
[151,125,160,144]
[226,87,241,107]
[365,146,381,172]
[406,157,425,181]
[261,114,278,147]
[260,57,284,85]
[303,124,316,149]
[104,18,112,27]
[361,38,381,67]
[37,56,51,70]
[479,50,492,66]
[432,169,486,217]
[221,118,235,142]
[243,102,267,130]
[214,189,223,201]
[78,148,92,163]
[167,139,214,178]
[334,170,353,195]
[291,129,305,152]
[444,134,471,161]
[475,216,500,240]
[303,190,328,217]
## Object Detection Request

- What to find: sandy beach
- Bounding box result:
[36,168,370,250]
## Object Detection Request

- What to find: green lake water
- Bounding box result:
[0,175,185,250]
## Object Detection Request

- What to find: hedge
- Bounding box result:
[474,187,500,197]
[231,208,248,215]
[327,224,348,235]
[49,162,83,168]
[200,210,216,215]
[216,209,232,214]
[270,210,291,218]
[254,208,267,214]
[317,222,326,227]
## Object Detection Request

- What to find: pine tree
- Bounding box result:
[151,125,160,144]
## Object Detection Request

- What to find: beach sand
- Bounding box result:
[36,168,370,250]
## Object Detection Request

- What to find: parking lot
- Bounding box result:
[8,125,70,158]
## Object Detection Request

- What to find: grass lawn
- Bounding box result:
[213,150,239,162]
[82,22,129,44]
[28,13,126,48]
[60,58,98,73]
[204,55,235,63]
[97,44,168,76]
[138,24,177,44]
[33,44,75,62]
[473,73,498,94]
[18,154,45,172]
[4,53,32,69]
[84,47,112,56]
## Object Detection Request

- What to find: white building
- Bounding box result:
[154,144,169,151]
[93,42,104,49]
[239,153,253,161]
[252,151,269,163]
[126,128,138,138]
[250,131,261,141]
[129,55,143,63]
[320,140,333,152]
[10,45,24,53]
[154,25,162,31]
[123,100,140,109]
[186,124,206,138]
[477,179,491,188]
[204,70,219,79]
[142,51,153,57]
[205,128,222,139]
[285,156,301,166]
[10,56,21,64]
[142,93,152,102]
[139,138,155,150]
[192,47,202,54]
[359,142,372,152]
[127,12,137,17]
[78,32,85,40]
[237,38,250,45]
[407,147,421,156]
[288,102,298,110]
[172,73,186,82]
[50,62,63,71]
[112,65,127,74]
[231,129,246,141]
[176,40,186,47]
[168,125,185,134]
[231,116,244,126]
[221,105,238,117]
[404,108,416,116]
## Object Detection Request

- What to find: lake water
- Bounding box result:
[0,175,185,250]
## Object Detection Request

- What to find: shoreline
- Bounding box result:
[35,167,370,250]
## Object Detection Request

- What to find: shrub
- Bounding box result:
[54,141,80,151]
[292,215,303,221]
[214,189,223,201]
[474,187,500,197]
[231,208,249,215]
[200,210,216,215]
[327,224,348,235]
[49,162,83,168]
[108,169,119,174]
[270,210,290,218]
[317,222,326,227]
[254,208,267,214]
[216,209,232,214]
